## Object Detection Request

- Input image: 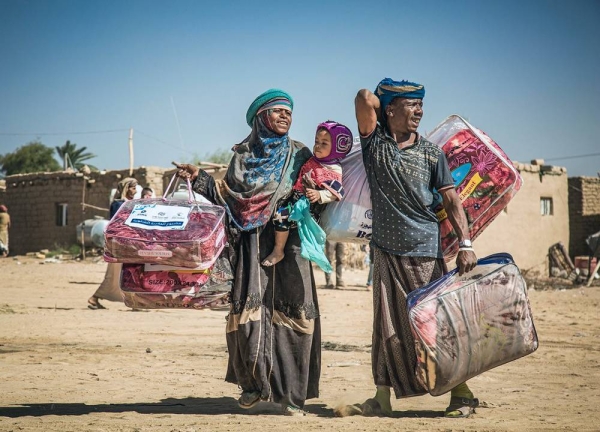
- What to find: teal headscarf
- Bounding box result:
[246,89,294,127]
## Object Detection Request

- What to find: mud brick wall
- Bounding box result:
[473,163,569,276]
[569,177,600,258]
[3,167,167,255]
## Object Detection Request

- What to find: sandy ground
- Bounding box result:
[1,256,600,432]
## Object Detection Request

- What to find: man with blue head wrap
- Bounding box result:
[375,77,425,111]
[337,79,478,419]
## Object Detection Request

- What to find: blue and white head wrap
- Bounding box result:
[375,77,425,114]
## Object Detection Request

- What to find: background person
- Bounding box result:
[364,244,374,290]
[141,187,154,199]
[0,205,10,257]
[88,177,138,310]
[324,241,346,289]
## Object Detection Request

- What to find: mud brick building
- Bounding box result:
[568,176,600,258]
[2,167,167,255]
[473,162,570,276]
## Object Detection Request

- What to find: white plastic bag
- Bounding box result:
[319,141,372,244]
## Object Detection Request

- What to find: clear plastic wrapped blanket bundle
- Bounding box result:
[427,115,523,260]
[407,253,538,396]
[104,198,226,269]
[120,253,233,310]
[107,177,233,310]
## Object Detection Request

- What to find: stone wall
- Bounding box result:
[568,177,600,258]
[3,167,167,255]
[0,179,5,204]
[472,163,569,276]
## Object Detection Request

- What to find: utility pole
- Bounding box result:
[128,128,134,175]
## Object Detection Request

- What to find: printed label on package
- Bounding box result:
[125,204,192,230]
[137,250,173,257]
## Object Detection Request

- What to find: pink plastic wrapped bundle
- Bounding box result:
[104,198,226,269]
[121,264,211,293]
[426,115,523,260]
[407,253,538,396]
[120,254,233,310]
[121,253,234,294]
[122,291,230,310]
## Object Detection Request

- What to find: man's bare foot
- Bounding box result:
[262,250,285,267]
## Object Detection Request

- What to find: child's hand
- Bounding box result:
[305,188,320,203]
[302,171,317,189]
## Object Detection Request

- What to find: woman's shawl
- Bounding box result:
[214,118,310,231]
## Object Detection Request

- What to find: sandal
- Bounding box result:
[444,396,479,418]
[87,296,106,310]
[282,405,308,416]
[238,391,261,409]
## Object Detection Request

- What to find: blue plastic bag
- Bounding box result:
[289,196,332,273]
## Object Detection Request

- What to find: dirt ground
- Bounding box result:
[1,256,599,432]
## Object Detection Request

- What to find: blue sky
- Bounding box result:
[1,0,599,176]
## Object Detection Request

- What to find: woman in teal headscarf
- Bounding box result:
[175,89,320,416]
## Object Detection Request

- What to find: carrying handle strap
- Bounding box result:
[162,174,195,204]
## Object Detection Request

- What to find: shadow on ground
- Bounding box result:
[0,397,440,419]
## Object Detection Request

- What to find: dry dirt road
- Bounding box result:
[1,257,599,431]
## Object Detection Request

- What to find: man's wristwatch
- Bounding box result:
[458,239,472,248]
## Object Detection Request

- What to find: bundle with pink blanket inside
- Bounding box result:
[427,115,523,260]
[104,198,226,269]
[120,254,233,310]
[122,291,230,310]
[407,253,538,396]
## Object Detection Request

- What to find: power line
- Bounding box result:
[0,128,130,136]
[0,127,200,156]
[134,129,197,155]
[544,152,600,162]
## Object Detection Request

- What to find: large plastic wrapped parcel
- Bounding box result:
[104,198,226,269]
[120,253,233,310]
[407,253,538,396]
[426,115,523,260]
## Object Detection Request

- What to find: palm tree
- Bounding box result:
[55,140,98,171]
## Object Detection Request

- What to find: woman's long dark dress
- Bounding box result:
[193,173,321,409]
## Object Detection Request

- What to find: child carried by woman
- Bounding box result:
[262,120,353,267]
